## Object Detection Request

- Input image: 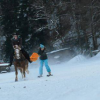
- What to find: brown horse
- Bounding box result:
[13,45,29,81]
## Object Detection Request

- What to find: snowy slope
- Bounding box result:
[0,54,100,100]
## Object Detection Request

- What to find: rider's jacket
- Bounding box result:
[12,37,22,47]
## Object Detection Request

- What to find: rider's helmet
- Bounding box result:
[13,32,18,36]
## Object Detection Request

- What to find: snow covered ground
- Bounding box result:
[0,53,100,100]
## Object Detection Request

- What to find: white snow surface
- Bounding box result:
[0,54,100,100]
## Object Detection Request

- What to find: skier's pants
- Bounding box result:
[39,59,51,75]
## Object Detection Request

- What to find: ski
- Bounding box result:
[47,74,53,77]
[38,76,42,78]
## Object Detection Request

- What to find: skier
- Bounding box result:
[9,33,32,66]
[38,44,52,77]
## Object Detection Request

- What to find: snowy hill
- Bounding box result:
[0,54,100,100]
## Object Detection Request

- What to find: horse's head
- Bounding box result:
[14,45,21,59]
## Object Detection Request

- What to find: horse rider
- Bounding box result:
[9,33,32,66]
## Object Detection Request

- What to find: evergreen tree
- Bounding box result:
[0,0,19,61]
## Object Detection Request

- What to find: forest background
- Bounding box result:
[0,0,100,62]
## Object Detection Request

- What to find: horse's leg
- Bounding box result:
[25,63,29,74]
[19,68,24,79]
[23,67,26,78]
[15,66,18,82]
[21,68,24,78]
[26,69,29,74]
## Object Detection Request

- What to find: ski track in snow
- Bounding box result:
[0,54,100,100]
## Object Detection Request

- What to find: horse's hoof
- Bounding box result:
[15,79,18,82]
